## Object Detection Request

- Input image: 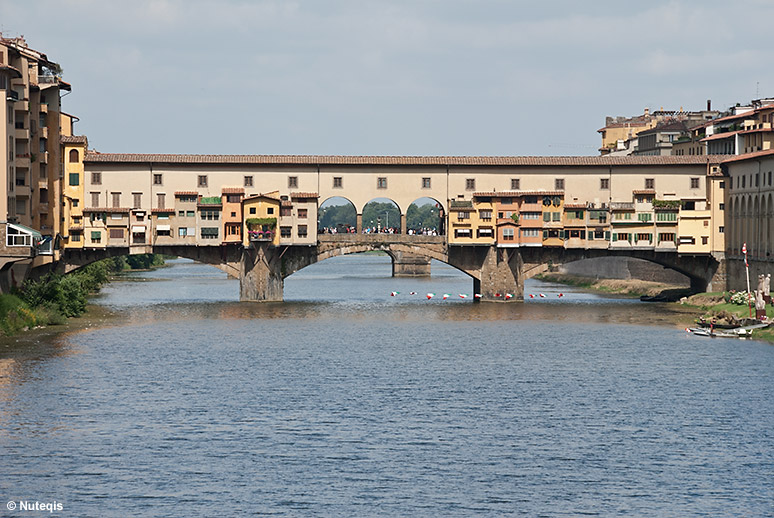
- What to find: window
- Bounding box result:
[69,149,79,163]
[249,207,256,215]
[501,197,512,205]
[226,224,240,236]
[198,175,208,187]
[297,208,308,219]
[521,228,540,238]
[244,176,253,187]
[637,213,652,222]
[69,173,79,186]
[457,211,470,220]
[178,210,185,217]
[186,210,195,217]
[226,194,241,203]
[91,192,100,206]
[552,212,560,221]
[422,177,431,189]
[701,236,709,245]
[719,181,726,189]
[111,213,123,220]
[480,210,492,221]
[543,212,551,222]
[153,173,163,185]
[15,199,26,215]
[109,228,124,239]
[178,227,188,237]
[91,231,101,243]
[298,225,308,238]
[690,177,700,189]
[281,206,291,217]
[201,227,219,239]
[288,176,298,188]
[71,233,81,242]
[454,229,471,238]
[157,228,171,237]
[200,210,220,220]
[157,193,165,209]
[659,233,675,243]
[267,207,274,215]
[112,192,121,208]
[377,177,387,189]
[703,220,709,227]
[280,226,292,238]
[555,178,565,190]
[645,178,654,189]
[465,178,475,191]
[600,178,609,190]
[511,178,520,190]
[133,193,141,208]
[333,177,343,188]
[157,213,169,220]
[521,212,540,220]
[502,228,515,240]
[91,172,101,185]
[719,226,724,233]
[719,203,724,211]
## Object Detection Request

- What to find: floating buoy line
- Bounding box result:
[389,291,568,300]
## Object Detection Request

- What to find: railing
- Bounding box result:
[248,230,274,241]
[610,202,634,210]
[37,75,58,84]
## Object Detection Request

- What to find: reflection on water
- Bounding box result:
[1,256,772,517]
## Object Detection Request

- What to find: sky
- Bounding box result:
[2,0,774,156]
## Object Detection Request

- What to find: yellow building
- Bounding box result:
[61,134,87,248]
[448,195,495,245]
[242,192,280,247]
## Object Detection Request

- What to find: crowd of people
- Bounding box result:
[318,225,441,236]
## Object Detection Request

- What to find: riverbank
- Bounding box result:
[534,272,690,299]
[536,272,774,343]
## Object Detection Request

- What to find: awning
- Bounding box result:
[155,224,171,231]
[131,226,146,233]
[8,223,43,239]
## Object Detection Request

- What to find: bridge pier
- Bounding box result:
[240,243,283,302]
[391,252,431,277]
[356,213,363,234]
[477,247,523,301]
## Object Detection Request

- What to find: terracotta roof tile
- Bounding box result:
[84,153,721,167]
[719,149,774,164]
[563,203,587,209]
[151,208,175,213]
[60,135,88,145]
[174,191,199,196]
[632,189,656,194]
[290,192,319,198]
[221,187,245,194]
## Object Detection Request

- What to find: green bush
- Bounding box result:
[0,294,38,335]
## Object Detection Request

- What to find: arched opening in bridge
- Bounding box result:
[362,198,401,234]
[318,196,357,234]
[283,253,471,302]
[549,257,690,289]
[407,197,445,236]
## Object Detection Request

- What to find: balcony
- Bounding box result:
[248,230,274,242]
[610,202,634,210]
[14,127,29,140]
[15,154,30,168]
[14,100,29,111]
[39,103,48,114]
[40,126,48,139]
[39,151,49,163]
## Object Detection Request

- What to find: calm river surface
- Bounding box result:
[1,256,773,517]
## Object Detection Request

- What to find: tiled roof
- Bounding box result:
[60,135,87,145]
[83,152,721,167]
[281,200,292,207]
[221,187,245,194]
[151,208,175,213]
[701,131,741,142]
[290,192,319,198]
[563,203,587,209]
[174,191,199,196]
[719,149,774,164]
[632,189,656,194]
[82,207,130,213]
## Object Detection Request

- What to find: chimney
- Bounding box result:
[644,107,650,117]
[707,99,711,111]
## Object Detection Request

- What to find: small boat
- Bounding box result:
[686,326,755,339]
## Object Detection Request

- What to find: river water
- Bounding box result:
[1,256,772,517]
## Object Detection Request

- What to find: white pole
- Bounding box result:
[744,242,752,317]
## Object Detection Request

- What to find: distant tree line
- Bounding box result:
[319,202,441,231]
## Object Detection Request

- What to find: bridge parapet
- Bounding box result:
[317,234,445,245]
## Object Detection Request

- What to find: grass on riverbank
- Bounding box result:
[0,254,168,337]
[680,292,774,342]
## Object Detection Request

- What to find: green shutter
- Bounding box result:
[543,230,548,239]
[580,230,586,239]
[612,233,617,242]
[605,231,611,240]
[90,231,100,240]
[69,173,79,186]
[543,212,551,222]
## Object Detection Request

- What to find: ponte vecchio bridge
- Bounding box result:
[57,153,728,301]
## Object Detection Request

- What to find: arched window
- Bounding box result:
[69,149,79,163]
